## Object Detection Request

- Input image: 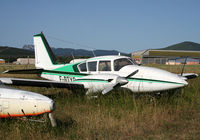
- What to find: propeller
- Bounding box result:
[102,69,139,95]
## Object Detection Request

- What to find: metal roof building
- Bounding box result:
[131,50,200,65]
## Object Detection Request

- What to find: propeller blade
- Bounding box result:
[125,69,139,78]
[102,86,114,95]
[102,82,121,95]
[102,70,138,95]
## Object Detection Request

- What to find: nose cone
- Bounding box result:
[117,77,129,85]
[178,78,188,87]
[122,65,189,92]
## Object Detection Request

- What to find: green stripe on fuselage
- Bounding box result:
[128,78,184,85]
[72,78,184,85]
[73,79,108,83]
[41,71,184,85]
[53,63,80,73]
[42,72,85,78]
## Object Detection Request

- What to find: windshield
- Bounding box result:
[114,58,134,71]
[78,62,87,72]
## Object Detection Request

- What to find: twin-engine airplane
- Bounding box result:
[0,85,57,127]
[0,32,198,96]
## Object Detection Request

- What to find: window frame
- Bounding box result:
[87,61,97,72]
[78,62,87,72]
[98,60,112,71]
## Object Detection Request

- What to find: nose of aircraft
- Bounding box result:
[178,77,188,87]
[121,65,189,91]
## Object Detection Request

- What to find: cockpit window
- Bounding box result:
[78,62,87,72]
[114,58,133,71]
[88,61,97,71]
[99,61,111,71]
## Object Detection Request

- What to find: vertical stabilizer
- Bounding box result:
[34,32,57,69]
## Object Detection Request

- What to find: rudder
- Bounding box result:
[33,32,57,69]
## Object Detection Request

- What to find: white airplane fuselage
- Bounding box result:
[39,55,188,94]
[0,87,55,118]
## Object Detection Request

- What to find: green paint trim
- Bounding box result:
[128,78,184,85]
[34,33,58,65]
[54,63,81,73]
[42,72,84,78]
[73,79,108,83]
[72,63,80,72]
[34,33,42,37]
[73,78,184,85]
[43,69,88,76]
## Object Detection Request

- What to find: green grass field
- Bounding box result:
[0,64,200,139]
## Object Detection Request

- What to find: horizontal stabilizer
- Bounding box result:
[0,78,84,90]
[3,69,44,74]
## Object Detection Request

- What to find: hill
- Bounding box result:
[51,48,124,56]
[22,45,126,56]
[0,46,34,57]
[0,46,126,62]
[160,41,200,51]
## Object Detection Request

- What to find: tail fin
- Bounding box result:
[33,32,57,69]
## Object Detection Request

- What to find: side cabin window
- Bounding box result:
[99,61,111,71]
[88,61,97,71]
[78,62,87,72]
[114,58,133,71]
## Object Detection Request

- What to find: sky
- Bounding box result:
[0,0,200,53]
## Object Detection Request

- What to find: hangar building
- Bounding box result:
[131,50,200,65]
[14,58,35,65]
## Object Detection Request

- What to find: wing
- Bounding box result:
[3,69,88,76]
[178,73,198,80]
[0,78,84,90]
[3,69,44,74]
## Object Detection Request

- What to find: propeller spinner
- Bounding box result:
[102,70,139,94]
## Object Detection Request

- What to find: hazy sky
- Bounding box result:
[0,0,200,53]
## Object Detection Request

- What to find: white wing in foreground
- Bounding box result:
[0,78,84,90]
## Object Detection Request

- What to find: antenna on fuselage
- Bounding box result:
[92,49,96,57]
[181,56,188,76]
[71,52,75,63]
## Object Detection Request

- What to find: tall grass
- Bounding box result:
[0,64,200,139]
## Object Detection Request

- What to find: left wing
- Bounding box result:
[0,78,84,90]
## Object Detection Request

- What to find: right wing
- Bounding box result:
[0,78,84,90]
[178,73,198,80]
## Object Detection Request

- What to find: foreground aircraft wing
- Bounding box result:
[178,73,198,80]
[0,78,84,90]
[3,69,44,74]
[3,69,88,76]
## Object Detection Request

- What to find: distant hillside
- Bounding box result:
[22,45,126,56]
[160,41,200,51]
[51,48,124,56]
[0,46,34,57]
